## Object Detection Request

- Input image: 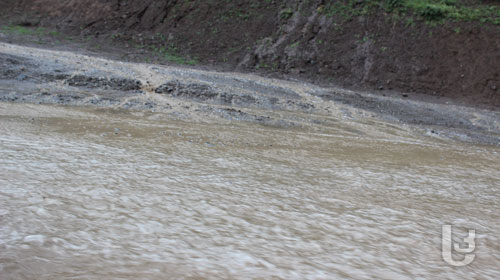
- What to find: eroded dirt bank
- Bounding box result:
[0,42,499,145]
[1,0,499,109]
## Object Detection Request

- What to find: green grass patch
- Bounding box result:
[403,0,500,24]
[1,25,43,35]
[319,0,500,25]
[0,24,65,36]
[150,45,198,66]
[280,8,294,20]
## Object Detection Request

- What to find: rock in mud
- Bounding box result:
[155,81,216,100]
[155,80,264,107]
[40,73,71,81]
[65,75,142,91]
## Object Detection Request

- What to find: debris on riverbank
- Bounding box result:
[0,42,499,145]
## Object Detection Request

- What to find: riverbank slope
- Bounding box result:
[1,0,499,109]
[1,41,499,145]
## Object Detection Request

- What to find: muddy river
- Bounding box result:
[0,103,499,279]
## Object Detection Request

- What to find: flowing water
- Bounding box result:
[0,103,499,279]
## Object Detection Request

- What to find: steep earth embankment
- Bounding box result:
[1,0,499,109]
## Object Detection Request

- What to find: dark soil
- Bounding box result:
[1,0,499,109]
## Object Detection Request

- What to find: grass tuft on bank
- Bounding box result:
[320,0,500,25]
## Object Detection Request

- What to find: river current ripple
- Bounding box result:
[1,104,499,279]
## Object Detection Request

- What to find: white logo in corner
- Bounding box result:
[442,225,476,266]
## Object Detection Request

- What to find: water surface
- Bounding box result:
[1,103,499,279]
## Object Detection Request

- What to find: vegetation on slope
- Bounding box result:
[1,0,499,108]
[320,0,500,24]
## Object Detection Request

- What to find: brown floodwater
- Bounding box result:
[0,103,499,279]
